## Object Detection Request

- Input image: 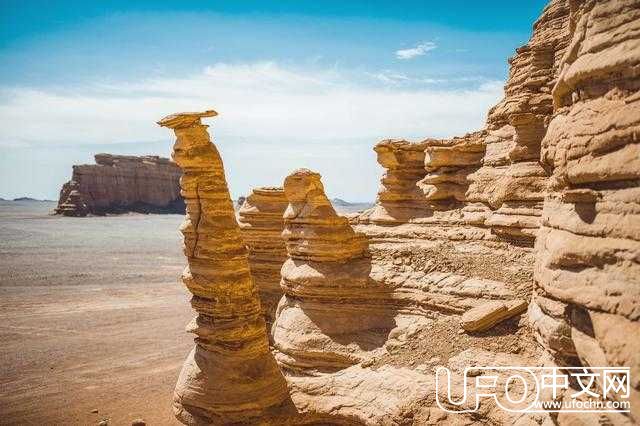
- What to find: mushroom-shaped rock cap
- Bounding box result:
[156,110,218,129]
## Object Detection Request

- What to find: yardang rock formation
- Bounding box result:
[55,154,184,216]
[157,111,293,425]
[237,186,288,329]
[161,0,639,424]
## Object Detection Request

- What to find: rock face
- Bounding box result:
[266,169,543,425]
[369,139,430,223]
[533,0,640,419]
[157,111,293,425]
[55,154,184,216]
[467,0,571,243]
[237,187,288,329]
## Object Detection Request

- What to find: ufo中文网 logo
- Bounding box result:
[436,366,631,413]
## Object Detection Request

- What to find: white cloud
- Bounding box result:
[0,62,502,148]
[395,42,437,60]
[0,62,504,201]
[370,71,447,85]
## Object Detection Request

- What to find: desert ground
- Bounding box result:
[0,200,190,425]
[0,199,371,425]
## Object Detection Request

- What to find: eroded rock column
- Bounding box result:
[237,186,288,330]
[418,133,485,206]
[157,110,291,425]
[369,139,429,223]
[272,169,394,372]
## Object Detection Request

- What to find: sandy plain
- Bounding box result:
[0,199,372,425]
[0,200,190,425]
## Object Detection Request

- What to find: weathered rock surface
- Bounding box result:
[55,154,184,216]
[272,169,385,372]
[369,139,430,223]
[533,0,640,420]
[157,110,294,425]
[418,133,485,204]
[466,0,571,242]
[237,186,288,329]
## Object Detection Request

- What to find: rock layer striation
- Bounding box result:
[157,110,292,425]
[237,186,288,329]
[55,154,184,216]
[533,0,640,420]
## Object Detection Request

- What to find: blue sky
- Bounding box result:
[0,1,547,201]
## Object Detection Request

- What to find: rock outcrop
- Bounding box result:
[270,169,536,424]
[237,187,288,329]
[369,139,430,223]
[466,0,571,243]
[532,0,640,420]
[158,0,639,424]
[272,169,383,372]
[55,154,184,216]
[157,110,293,425]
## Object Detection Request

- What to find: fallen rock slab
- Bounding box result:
[461,299,527,332]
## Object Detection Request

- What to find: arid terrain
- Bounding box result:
[0,200,190,425]
[0,199,372,425]
[1,0,638,424]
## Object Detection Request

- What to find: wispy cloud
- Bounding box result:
[0,62,503,200]
[395,41,437,60]
[369,71,447,85]
[0,61,503,150]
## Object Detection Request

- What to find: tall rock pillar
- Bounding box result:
[157,110,291,425]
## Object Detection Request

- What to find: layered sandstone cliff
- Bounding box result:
[531,0,640,421]
[55,154,184,216]
[270,169,536,424]
[467,0,571,243]
[354,0,638,422]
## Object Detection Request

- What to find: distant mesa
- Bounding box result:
[54,153,185,217]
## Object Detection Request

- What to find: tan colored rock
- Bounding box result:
[533,0,640,420]
[466,0,571,242]
[55,154,184,216]
[155,1,640,424]
[461,299,527,332]
[157,110,293,425]
[368,139,430,223]
[527,296,578,364]
[273,169,389,372]
[362,0,572,246]
[418,132,485,203]
[54,181,89,217]
[237,186,288,329]
[281,168,369,262]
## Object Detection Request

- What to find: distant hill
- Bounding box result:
[330,198,374,214]
[13,197,39,201]
[331,198,357,206]
[12,197,51,202]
